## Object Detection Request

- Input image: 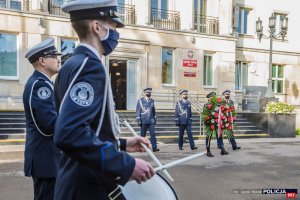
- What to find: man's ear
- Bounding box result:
[91,20,101,35]
[37,57,46,67]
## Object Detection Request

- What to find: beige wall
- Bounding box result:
[0,0,299,123]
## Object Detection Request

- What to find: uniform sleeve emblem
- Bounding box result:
[37,87,51,99]
[70,82,94,106]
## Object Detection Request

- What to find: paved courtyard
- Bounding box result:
[0,137,299,200]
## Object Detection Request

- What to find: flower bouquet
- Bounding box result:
[201,95,236,139]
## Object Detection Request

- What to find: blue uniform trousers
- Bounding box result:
[217,136,237,148]
[206,133,223,149]
[178,125,195,149]
[216,137,225,148]
[140,124,157,149]
[32,177,55,200]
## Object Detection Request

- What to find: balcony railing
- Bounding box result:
[0,0,30,11]
[150,8,180,30]
[193,14,219,35]
[118,3,136,25]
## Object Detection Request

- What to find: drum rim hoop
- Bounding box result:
[156,173,178,200]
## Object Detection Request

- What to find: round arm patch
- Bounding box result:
[37,87,52,99]
[70,82,94,106]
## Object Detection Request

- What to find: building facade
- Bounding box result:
[0,0,299,116]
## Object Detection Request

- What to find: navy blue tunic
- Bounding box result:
[23,70,61,178]
[136,97,156,125]
[175,100,193,125]
[53,45,135,200]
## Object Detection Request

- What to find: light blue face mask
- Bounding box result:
[101,29,119,56]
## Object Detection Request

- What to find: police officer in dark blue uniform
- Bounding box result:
[23,38,62,200]
[222,90,241,150]
[136,88,160,152]
[175,90,198,150]
[54,1,155,199]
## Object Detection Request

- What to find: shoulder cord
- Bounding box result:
[59,57,89,114]
[177,101,186,116]
[29,80,54,137]
[138,99,149,113]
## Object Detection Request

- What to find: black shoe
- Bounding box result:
[191,147,198,150]
[221,149,229,155]
[153,148,160,152]
[207,152,214,157]
[179,147,184,150]
[233,146,241,150]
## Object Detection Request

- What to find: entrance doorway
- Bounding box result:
[109,60,127,110]
[109,59,137,110]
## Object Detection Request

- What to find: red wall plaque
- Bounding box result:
[184,72,196,77]
[183,59,197,67]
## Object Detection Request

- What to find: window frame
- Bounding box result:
[0,32,19,80]
[60,37,77,65]
[0,0,22,11]
[272,64,285,94]
[161,47,175,87]
[150,0,169,20]
[203,53,214,88]
[237,7,250,34]
[235,61,248,91]
[193,0,207,32]
[274,12,288,36]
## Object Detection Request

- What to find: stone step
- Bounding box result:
[0,123,26,128]
[0,118,26,123]
[0,128,26,134]
[0,114,25,119]
[0,133,26,140]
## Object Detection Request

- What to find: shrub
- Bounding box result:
[296,129,300,136]
[265,101,295,114]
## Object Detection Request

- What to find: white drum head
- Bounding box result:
[121,173,178,200]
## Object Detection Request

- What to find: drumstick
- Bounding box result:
[123,121,174,182]
[154,152,205,172]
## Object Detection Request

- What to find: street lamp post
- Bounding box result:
[255,13,288,98]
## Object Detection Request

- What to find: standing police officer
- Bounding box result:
[136,88,160,152]
[175,90,198,150]
[222,90,241,150]
[54,1,155,199]
[23,38,62,200]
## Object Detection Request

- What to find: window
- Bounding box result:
[0,33,18,79]
[0,0,22,11]
[193,0,207,32]
[237,8,249,34]
[235,62,248,90]
[60,38,76,65]
[203,55,213,87]
[151,0,167,11]
[117,0,125,4]
[49,0,67,15]
[272,64,284,93]
[151,0,168,19]
[161,47,174,85]
[275,13,287,36]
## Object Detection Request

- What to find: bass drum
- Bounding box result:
[121,173,178,200]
